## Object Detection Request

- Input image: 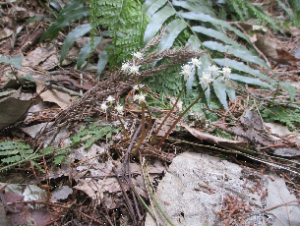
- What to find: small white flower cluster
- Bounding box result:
[100,95,124,115]
[133,93,146,104]
[133,84,145,91]
[199,64,232,87]
[121,62,141,75]
[180,58,202,80]
[132,84,147,104]
[121,51,144,75]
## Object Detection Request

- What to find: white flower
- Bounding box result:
[133,93,146,104]
[190,58,202,68]
[180,64,192,80]
[132,52,143,59]
[101,102,108,112]
[182,64,192,71]
[208,65,220,74]
[221,67,231,79]
[121,62,131,72]
[129,64,141,75]
[106,95,115,102]
[133,84,144,90]
[115,105,124,114]
[200,72,214,87]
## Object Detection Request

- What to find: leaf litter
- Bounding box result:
[0,0,300,225]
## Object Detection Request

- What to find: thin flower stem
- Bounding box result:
[131,103,153,157]
[116,115,129,140]
[150,79,188,145]
[141,103,145,138]
[156,85,210,149]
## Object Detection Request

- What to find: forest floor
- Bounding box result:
[0,0,300,225]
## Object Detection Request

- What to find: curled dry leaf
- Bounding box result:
[182,124,247,147]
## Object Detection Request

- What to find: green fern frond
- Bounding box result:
[98,0,148,65]
[262,106,300,131]
[227,0,248,22]
[141,0,284,110]
[0,141,34,164]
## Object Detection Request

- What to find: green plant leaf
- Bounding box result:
[97,50,109,79]
[54,155,66,165]
[40,6,89,43]
[213,77,229,109]
[181,12,250,44]
[172,0,215,16]
[225,85,236,102]
[77,36,102,69]
[203,41,269,69]
[158,19,187,52]
[230,74,273,88]
[0,56,24,69]
[60,24,92,65]
[143,0,167,17]
[279,81,296,102]
[60,0,84,14]
[186,34,201,50]
[186,68,196,100]
[192,26,237,47]
[2,155,22,163]
[213,58,275,85]
[197,54,213,106]
[144,5,175,44]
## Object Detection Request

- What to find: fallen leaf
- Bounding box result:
[0,90,34,130]
[35,80,73,108]
[50,186,73,202]
[22,46,56,68]
[183,124,247,147]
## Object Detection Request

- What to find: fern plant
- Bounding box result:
[141,0,296,110]
[261,105,300,132]
[0,141,56,172]
[226,0,282,32]
[0,124,121,172]
[97,0,148,65]
[40,0,148,76]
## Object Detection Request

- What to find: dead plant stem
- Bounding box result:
[151,79,188,145]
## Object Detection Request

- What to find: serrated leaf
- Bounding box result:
[230,73,273,88]
[0,56,24,69]
[172,0,215,16]
[42,147,54,155]
[2,155,21,163]
[213,58,275,85]
[71,135,81,145]
[158,19,187,52]
[84,139,95,149]
[186,35,201,50]
[193,26,238,47]
[0,150,19,156]
[77,36,102,69]
[279,82,296,102]
[181,12,250,44]
[213,77,229,109]
[40,6,90,43]
[225,85,236,102]
[54,155,66,165]
[143,0,168,17]
[144,5,175,43]
[203,41,269,69]
[60,24,92,65]
[97,50,108,79]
